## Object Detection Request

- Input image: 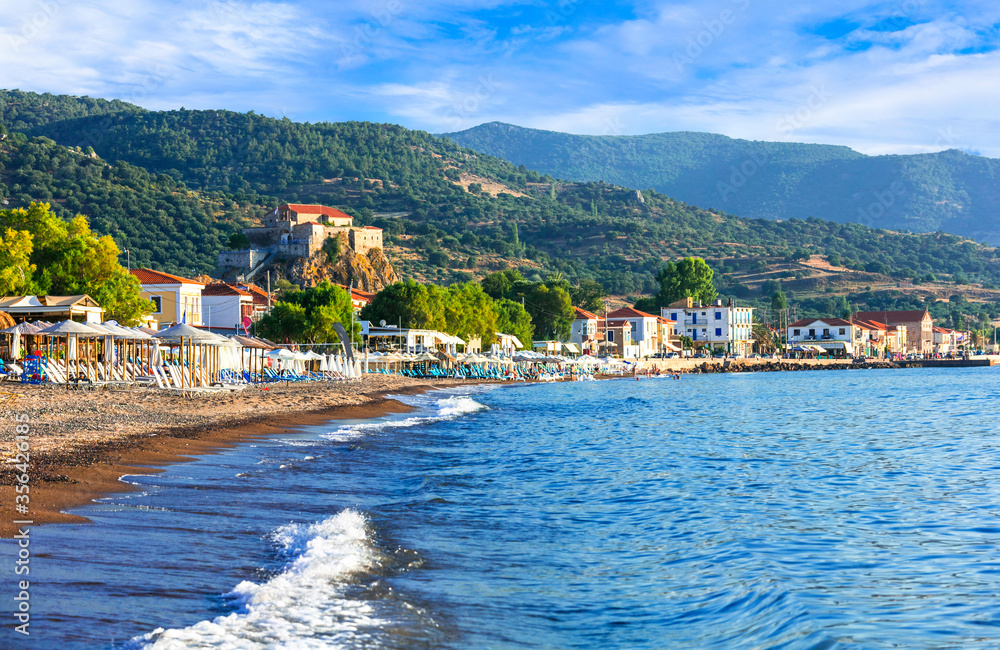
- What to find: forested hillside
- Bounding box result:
[1,90,999,317]
[442,122,1000,245]
[0,132,268,276]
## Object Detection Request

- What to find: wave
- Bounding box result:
[132,510,385,649]
[320,393,487,442]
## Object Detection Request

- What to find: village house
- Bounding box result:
[662,297,755,356]
[605,307,675,359]
[570,307,603,355]
[932,326,962,354]
[0,295,104,323]
[338,284,376,313]
[201,283,256,335]
[234,282,272,321]
[854,310,933,354]
[129,268,205,328]
[787,318,856,357]
[851,319,906,357]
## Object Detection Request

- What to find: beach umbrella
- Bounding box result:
[10,331,20,359]
[154,323,220,387]
[39,320,103,379]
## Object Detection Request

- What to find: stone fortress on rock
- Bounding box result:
[218,203,383,274]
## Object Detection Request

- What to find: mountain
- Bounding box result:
[441,122,1000,245]
[1,90,998,324]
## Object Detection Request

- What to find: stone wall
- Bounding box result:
[349,228,383,256]
[217,248,267,270]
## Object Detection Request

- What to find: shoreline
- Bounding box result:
[0,378,465,537]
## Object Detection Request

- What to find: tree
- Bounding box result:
[481,269,522,300]
[495,298,533,348]
[360,280,446,332]
[228,232,250,249]
[0,228,35,295]
[256,282,354,343]
[513,282,574,340]
[444,282,497,346]
[646,257,717,309]
[570,278,605,313]
[770,290,788,312]
[0,203,152,324]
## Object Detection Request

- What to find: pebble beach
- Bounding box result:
[0,375,460,536]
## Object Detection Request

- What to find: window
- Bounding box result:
[692,314,697,324]
[793,329,800,336]
[839,328,845,335]
[809,329,816,337]
[715,311,722,320]
[671,313,677,321]
[607,330,615,342]
[715,328,722,337]
[151,296,162,314]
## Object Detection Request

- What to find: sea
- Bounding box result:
[4,367,1000,649]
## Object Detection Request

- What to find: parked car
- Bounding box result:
[692,353,707,359]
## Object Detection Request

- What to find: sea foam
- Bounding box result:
[133,509,384,649]
[321,394,487,442]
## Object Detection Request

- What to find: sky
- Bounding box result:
[1,0,998,156]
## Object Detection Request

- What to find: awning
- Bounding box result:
[562,342,580,354]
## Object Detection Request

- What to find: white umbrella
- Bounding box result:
[10,332,20,359]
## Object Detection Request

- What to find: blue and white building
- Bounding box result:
[661,298,755,356]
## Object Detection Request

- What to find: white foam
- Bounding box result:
[321,394,486,442]
[133,509,385,649]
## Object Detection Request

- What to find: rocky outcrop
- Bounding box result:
[695,360,900,373]
[286,232,398,292]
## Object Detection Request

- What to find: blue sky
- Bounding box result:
[2,0,999,156]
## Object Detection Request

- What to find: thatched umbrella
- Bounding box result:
[38,320,104,381]
[154,323,220,388]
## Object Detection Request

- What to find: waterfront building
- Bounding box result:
[854,310,933,354]
[128,269,205,328]
[787,318,856,357]
[661,297,755,356]
[570,307,604,355]
[605,307,673,358]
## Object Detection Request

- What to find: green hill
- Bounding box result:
[1,90,998,324]
[441,122,1000,245]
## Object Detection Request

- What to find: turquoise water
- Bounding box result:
[4,368,1000,648]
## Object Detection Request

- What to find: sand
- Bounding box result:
[0,376,463,537]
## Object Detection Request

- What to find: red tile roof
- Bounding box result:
[129,268,204,286]
[280,204,354,222]
[202,283,252,297]
[854,310,930,324]
[236,283,270,300]
[854,319,887,331]
[363,226,382,230]
[606,307,658,320]
[789,317,852,328]
[658,316,675,324]
[932,326,954,334]
[573,307,599,320]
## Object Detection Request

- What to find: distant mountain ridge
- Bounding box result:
[441,122,1000,244]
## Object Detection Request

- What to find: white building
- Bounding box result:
[570,307,603,355]
[606,307,674,358]
[787,318,855,357]
[661,298,754,356]
[201,283,255,334]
